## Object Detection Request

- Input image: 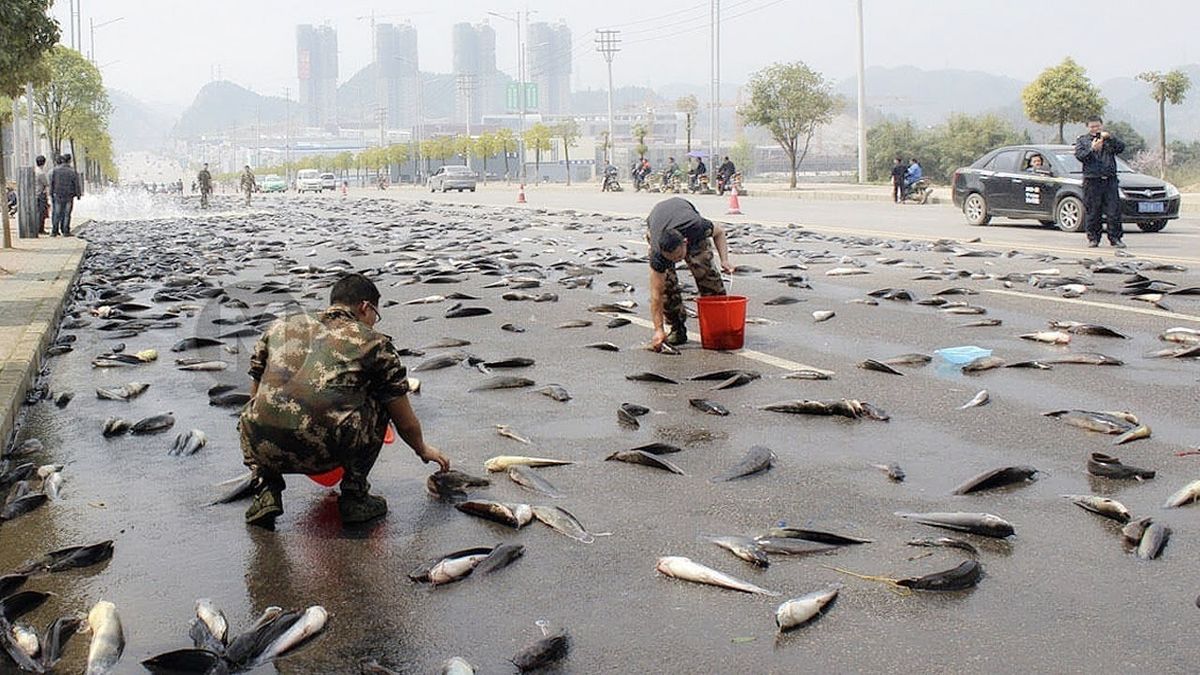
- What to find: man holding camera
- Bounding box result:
[1074,116,1126,248]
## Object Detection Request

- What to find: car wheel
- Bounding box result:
[470,188,476,192]
[1138,220,1167,233]
[1055,196,1085,233]
[963,193,991,225]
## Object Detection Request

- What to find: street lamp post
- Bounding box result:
[488,10,533,184]
[89,16,124,64]
[855,0,867,184]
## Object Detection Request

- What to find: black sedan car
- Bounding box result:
[952,144,1180,232]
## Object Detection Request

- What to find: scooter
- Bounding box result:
[716,171,744,196]
[902,178,933,204]
[601,170,623,192]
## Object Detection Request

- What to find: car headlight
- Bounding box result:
[1166,183,1180,199]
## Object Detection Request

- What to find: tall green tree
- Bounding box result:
[728,134,754,178]
[631,123,648,161]
[494,128,516,179]
[676,95,699,152]
[473,132,498,183]
[738,61,839,188]
[554,119,580,185]
[1137,69,1191,178]
[32,46,112,158]
[930,114,1028,181]
[522,123,553,181]
[865,119,930,181]
[1,0,59,247]
[1022,58,1106,143]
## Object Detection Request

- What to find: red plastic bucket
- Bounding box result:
[307,424,395,486]
[696,295,748,350]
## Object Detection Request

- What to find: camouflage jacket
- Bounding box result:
[197,169,212,189]
[241,306,410,447]
[240,170,256,191]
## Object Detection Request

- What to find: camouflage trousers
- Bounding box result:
[243,189,252,207]
[240,402,388,495]
[663,239,727,330]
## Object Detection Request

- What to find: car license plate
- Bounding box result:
[1138,201,1166,213]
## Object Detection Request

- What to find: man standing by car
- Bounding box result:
[1074,116,1127,248]
[646,197,733,350]
[239,165,257,207]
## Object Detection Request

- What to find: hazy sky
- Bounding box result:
[52,0,1199,108]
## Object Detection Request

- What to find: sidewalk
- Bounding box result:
[0,227,87,449]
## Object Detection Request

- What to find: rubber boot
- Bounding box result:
[665,325,689,346]
[244,488,283,529]
[338,492,388,524]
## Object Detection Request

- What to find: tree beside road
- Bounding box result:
[739,62,839,189]
[1022,58,1106,144]
[1137,70,1191,179]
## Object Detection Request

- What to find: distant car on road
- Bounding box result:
[427,165,477,193]
[296,169,323,193]
[259,174,287,193]
[952,144,1180,232]
[320,173,337,191]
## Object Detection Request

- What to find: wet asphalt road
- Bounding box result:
[5,191,1200,674]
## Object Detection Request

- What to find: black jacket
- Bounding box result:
[1074,133,1125,178]
[890,163,906,181]
[49,165,81,200]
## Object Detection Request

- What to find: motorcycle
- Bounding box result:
[601,169,623,192]
[902,178,933,205]
[688,173,712,195]
[716,171,744,196]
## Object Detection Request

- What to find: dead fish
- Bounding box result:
[1087,452,1155,480]
[482,357,535,369]
[469,376,535,392]
[689,399,729,416]
[501,323,526,333]
[404,294,447,304]
[445,306,493,319]
[1043,410,1136,435]
[455,500,533,528]
[1063,494,1131,523]
[495,425,531,444]
[825,267,869,276]
[952,466,1038,495]
[906,537,979,556]
[655,556,779,596]
[17,540,114,574]
[171,337,224,352]
[413,354,466,372]
[752,538,840,556]
[1114,424,1151,445]
[761,527,872,546]
[585,342,620,352]
[474,544,525,576]
[959,319,1002,327]
[607,318,631,329]
[84,600,124,675]
[1049,321,1128,339]
[959,390,989,409]
[1005,360,1053,370]
[1121,517,1153,546]
[781,369,832,381]
[506,466,562,497]
[897,560,983,591]
[705,535,770,568]
[895,511,1015,538]
[130,414,175,435]
[95,382,150,401]
[176,360,229,371]
[426,551,491,586]
[511,630,569,673]
[426,470,491,501]
[625,372,679,384]
[690,369,762,382]
[775,585,840,632]
[1020,331,1071,345]
[142,649,227,674]
[942,305,987,315]
[588,302,637,313]
[0,494,47,521]
[709,373,757,390]
[169,430,207,456]
[962,356,1006,373]
[605,450,685,474]
[1163,479,1200,508]
[532,505,595,543]
[1044,353,1124,366]
[812,310,836,322]
[556,320,593,329]
[629,442,683,455]
[483,456,572,472]
[536,385,572,402]
[210,472,255,505]
[422,337,472,349]
[760,399,888,421]
[711,446,775,482]
[1136,522,1171,560]
[765,296,804,306]
[872,463,905,482]
[883,353,932,366]
[858,359,903,376]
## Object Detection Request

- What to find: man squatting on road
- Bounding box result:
[647,197,734,350]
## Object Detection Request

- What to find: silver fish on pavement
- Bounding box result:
[532,505,595,543]
[775,585,841,633]
[84,600,124,675]
[655,556,779,596]
[711,446,775,482]
[895,511,1015,538]
[1062,494,1131,522]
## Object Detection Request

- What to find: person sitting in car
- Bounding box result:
[1026,154,1052,175]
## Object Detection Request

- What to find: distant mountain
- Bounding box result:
[1099,64,1200,142]
[107,89,178,153]
[173,81,291,138]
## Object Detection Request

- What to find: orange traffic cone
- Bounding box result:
[517,183,527,204]
[726,185,743,215]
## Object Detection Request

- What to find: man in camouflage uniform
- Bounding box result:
[239,165,256,207]
[239,273,451,528]
[646,197,733,350]
[197,163,213,208]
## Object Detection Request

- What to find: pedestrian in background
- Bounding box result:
[34,155,49,234]
[49,154,82,237]
[890,156,906,203]
[1074,115,1126,248]
[239,165,256,207]
[197,163,213,208]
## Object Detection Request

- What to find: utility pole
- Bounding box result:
[709,0,720,166]
[855,0,867,184]
[26,83,37,162]
[595,30,620,165]
[456,74,475,167]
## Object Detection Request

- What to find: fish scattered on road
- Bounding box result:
[895,511,1015,538]
[512,629,570,673]
[605,450,685,475]
[84,600,124,675]
[959,390,989,409]
[711,446,775,482]
[951,466,1038,495]
[775,586,841,633]
[655,556,780,596]
[483,456,572,472]
[1063,494,1131,522]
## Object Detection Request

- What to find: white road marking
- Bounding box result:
[981,288,1200,323]
[621,314,836,375]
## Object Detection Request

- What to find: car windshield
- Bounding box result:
[446,167,471,174]
[1052,152,1135,173]
[320,174,334,179]
[265,175,282,181]
[298,170,319,179]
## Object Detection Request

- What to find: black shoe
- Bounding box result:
[244,489,283,529]
[1111,240,1127,249]
[665,328,688,346]
[1086,240,1100,248]
[338,492,388,524]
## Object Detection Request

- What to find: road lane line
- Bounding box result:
[981,288,1200,323]
[620,314,836,375]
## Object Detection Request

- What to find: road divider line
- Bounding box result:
[620,314,836,375]
[981,288,1200,323]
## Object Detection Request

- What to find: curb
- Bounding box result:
[0,223,89,450]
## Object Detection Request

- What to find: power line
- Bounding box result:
[624,0,785,46]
